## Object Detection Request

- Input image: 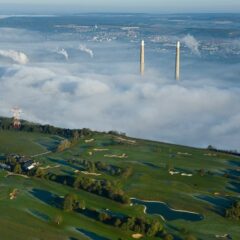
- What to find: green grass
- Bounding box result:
[0,130,61,155]
[0,130,240,240]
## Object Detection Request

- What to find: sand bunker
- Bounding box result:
[39,165,60,170]
[104,153,128,159]
[132,233,143,239]
[81,171,102,176]
[169,171,193,177]
[177,152,192,156]
[93,148,109,152]
[116,137,136,144]
[85,139,95,143]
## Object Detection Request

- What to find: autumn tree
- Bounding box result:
[58,139,71,152]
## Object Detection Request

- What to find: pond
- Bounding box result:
[131,198,203,221]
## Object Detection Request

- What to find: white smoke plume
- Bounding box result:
[78,44,94,58]
[0,50,29,64]
[56,48,69,60]
[182,34,200,55]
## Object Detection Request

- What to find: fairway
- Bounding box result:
[0,130,61,155]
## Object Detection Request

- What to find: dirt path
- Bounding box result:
[31,151,52,158]
[5,172,29,179]
[39,165,60,170]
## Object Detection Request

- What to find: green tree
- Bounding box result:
[122,166,132,179]
[53,215,63,225]
[166,160,174,172]
[98,212,110,222]
[73,131,79,140]
[35,168,44,178]
[114,218,122,227]
[146,219,163,236]
[88,161,96,173]
[225,201,240,220]
[63,193,78,212]
[78,200,86,210]
[185,235,197,240]
[163,234,174,240]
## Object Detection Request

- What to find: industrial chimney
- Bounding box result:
[175,41,180,80]
[140,40,145,75]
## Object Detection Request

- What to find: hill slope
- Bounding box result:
[0,118,239,240]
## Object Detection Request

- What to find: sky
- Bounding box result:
[0,0,240,13]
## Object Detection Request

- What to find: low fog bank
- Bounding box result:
[0,25,239,150]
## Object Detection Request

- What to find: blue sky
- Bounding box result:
[0,0,240,13]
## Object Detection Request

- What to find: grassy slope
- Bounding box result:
[0,130,239,240]
[0,130,61,155]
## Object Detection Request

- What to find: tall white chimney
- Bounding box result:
[140,40,145,75]
[175,41,180,81]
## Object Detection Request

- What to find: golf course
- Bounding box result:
[0,117,239,240]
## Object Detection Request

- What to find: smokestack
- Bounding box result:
[140,40,145,75]
[175,41,180,81]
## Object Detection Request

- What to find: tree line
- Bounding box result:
[45,172,130,204]
[0,117,92,139]
[207,145,240,157]
[225,200,240,220]
[67,158,132,178]
[62,192,164,238]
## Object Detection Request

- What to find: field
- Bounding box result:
[0,128,239,240]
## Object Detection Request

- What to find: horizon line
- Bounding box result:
[0,11,240,15]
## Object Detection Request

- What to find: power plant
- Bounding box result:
[175,41,180,81]
[140,40,145,75]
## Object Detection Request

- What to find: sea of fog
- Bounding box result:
[0,13,239,150]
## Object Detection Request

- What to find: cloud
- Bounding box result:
[0,24,240,151]
[78,44,94,58]
[0,49,29,64]
[182,34,200,55]
[0,28,42,42]
[1,62,240,150]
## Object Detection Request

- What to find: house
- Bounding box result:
[0,163,11,170]
[21,160,37,171]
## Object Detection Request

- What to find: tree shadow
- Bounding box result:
[48,157,83,171]
[227,160,240,168]
[76,208,99,220]
[142,162,161,169]
[27,209,51,222]
[196,195,234,216]
[227,181,240,194]
[30,188,63,209]
[76,228,110,240]
[166,224,189,240]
